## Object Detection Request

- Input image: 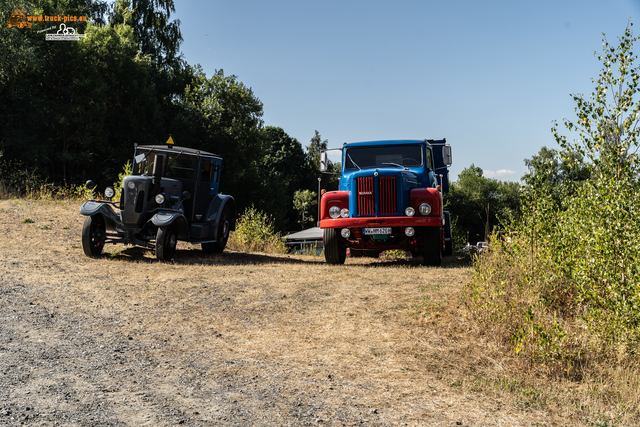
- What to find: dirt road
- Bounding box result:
[0,199,563,426]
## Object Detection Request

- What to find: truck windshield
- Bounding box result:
[344,145,423,170]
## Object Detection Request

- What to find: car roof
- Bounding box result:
[342,139,445,148]
[136,145,221,159]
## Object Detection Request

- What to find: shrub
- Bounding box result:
[465,23,640,376]
[227,206,286,254]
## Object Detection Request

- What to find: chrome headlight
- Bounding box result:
[127,181,136,190]
[104,186,115,199]
[405,227,415,237]
[405,207,415,217]
[155,194,166,204]
[329,206,341,219]
[341,228,351,238]
[419,203,432,215]
[340,208,350,218]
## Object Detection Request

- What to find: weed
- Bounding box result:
[23,218,34,223]
[227,206,286,254]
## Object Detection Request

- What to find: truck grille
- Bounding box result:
[379,176,397,215]
[356,176,397,216]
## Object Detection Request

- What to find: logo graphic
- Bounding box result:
[45,23,85,41]
[7,8,32,28]
[7,8,88,30]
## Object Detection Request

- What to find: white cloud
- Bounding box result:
[482,169,522,180]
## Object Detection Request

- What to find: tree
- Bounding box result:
[444,165,520,244]
[306,130,340,191]
[108,0,182,70]
[522,146,590,211]
[178,68,265,211]
[293,189,317,229]
[259,126,309,231]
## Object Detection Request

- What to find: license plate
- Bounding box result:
[363,227,392,235]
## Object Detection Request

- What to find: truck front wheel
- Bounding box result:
[324,228,346,265]
[423,226,442,266]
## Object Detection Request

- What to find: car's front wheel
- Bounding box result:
[81,215,105,257]
[156,225,177,261]
[202,205,231,254]
[324,228,346,265]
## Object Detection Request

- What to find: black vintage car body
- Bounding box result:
[79,144,236,261]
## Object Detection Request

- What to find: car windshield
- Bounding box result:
[134,150,156,175]
[344,145,423,170]
[134,150,197,180]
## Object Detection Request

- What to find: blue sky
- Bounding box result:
[173,0,640,182]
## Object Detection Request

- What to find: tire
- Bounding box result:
[202,205,231,254]
[443,211,453,256]
[81,215,105,257]
[422,226,442,266]
[445,240,453,256]
[324,228,346,265]
[156,224,177,261]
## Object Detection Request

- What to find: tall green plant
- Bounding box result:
[466,23,640,370]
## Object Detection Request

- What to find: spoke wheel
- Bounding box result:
[156,224,177,261]
[324,228,346,265]
[202,205,231,254]
[81,215,105,257]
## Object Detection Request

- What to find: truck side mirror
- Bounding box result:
[319,151,328,172]
[442,145,452,167]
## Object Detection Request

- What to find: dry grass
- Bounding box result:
[0,198,613,426]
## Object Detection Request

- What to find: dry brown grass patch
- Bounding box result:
[0,198,607,426]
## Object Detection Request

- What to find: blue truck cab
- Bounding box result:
[319,139,452,265]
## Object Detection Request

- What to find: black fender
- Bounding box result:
[207,194,237,234]
[150,211,189,241]
[79,201,119,232]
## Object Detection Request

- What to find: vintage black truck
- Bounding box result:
[79,143,236,261]
[318,139,452,266]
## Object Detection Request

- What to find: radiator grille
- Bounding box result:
[356,176,397,216]
[356,177,374,216]
[379,176,397,215]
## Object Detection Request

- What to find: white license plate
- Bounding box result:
[363,227,392,235]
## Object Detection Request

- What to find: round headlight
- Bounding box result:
[340,208,350,218]
[329,206,341,219]
[104,186,115,198]
[341,228,351,238]
[155,194,166,204]
[127,181,136,190]
[419,203,432,215]
[405,227,415,237]
[405,207,415,217]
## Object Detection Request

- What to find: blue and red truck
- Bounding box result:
[318,139,452,266]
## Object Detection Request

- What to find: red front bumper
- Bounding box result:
[319,215,442,229]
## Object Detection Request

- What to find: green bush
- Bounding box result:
[113,160,133,201]
[465,24,640,376]
[227,206,286,254]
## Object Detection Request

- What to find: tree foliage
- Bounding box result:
[466,24,640,377]
[444,165,520,244]
[293,189,317,229]
[0,0,332,234]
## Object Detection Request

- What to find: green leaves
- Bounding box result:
[469,22,640,370]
